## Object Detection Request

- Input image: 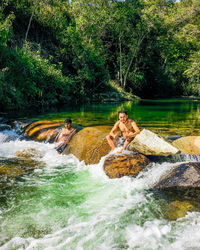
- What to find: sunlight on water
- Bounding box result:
[1,133,200,250]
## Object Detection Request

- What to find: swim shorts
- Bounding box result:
[56,142,68,154]
[116,136,125,147]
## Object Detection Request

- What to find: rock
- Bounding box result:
[103,153,150,178]
[154,162,200,199]
[24,120,61,141]
[65,126,112,164]
[128,129,180,156]
[15,148,43,158]
[0,156,40,178]
[162,200,194,221]
[0,148,44,178]
[172,136,200,154]
[0,165,22,177]
[35,128,61,142]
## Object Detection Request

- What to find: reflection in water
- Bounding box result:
[28,99,200,135]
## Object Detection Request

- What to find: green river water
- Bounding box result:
[1,99,200,250]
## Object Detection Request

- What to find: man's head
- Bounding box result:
[118,110,128,123]
[64,117,72,129]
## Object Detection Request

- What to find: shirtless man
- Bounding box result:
[56,118,76,154]
[106,110,140,153]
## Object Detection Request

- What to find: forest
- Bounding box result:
[0,0,199,110]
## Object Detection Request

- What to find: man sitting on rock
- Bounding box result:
[56,118,76,154]
[106,110,140,153]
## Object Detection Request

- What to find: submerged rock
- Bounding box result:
[172,136,200,154]
[128,129,179,156]
[0,164,22,177]
[103,153,150,178]
[0,148,44,178]
[15,148,43,158]
[0,158,39,178]
[154,162,200,199]
[65,126,112,164]
[162,200,194,221]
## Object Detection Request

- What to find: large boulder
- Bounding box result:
[128,129,179,156]
[172,136,200,154]
[103,153,150,178]
[154,162,200,199]
[24,120,61,142]
[65,126,112,164]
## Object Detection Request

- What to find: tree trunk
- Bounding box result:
[123,33,145,89]
[119,34,123,87]
[25,11,34,41]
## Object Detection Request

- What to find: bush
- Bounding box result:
[0,43,76,110]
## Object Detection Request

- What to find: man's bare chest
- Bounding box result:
[119,122,133,132]
[62,128,71,136]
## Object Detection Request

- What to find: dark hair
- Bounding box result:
[118,110,127,115]
[64,118,72,124]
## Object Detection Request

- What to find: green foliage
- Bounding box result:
[184,51,200,85]
[0,10,14,46]
[0,0,200,110]
[0,43,75,109]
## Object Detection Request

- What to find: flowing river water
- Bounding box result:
[1,99,200,249]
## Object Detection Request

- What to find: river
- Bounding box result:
[1,99,200,249]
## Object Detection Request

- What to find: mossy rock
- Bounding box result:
[0,158,38,178]
[0,148,43,178]
[15,148,43,158]
[162,200,194,221]
[0,165,22,177]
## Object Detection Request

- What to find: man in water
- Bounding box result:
[56,118,76,154]
[106,110,140,153]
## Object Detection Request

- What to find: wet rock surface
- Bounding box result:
[24,120,61,142]
[0,148,43,178]
[65,126,112,164]
[103,153,150,178]
[154,162,200,199]
[128,129,180,156]
[15,148,43,158]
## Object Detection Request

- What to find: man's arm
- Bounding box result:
[130,121,140,138]
[109,121,120,139]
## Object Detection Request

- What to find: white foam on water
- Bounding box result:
[169,212,200,250]
[125,219,172,249]
[2,137,200,249]
[0,132,9,143]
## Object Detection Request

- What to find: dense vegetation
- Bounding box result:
[0,0,199,110]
